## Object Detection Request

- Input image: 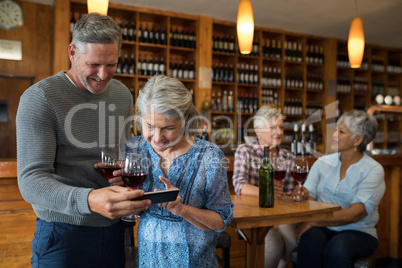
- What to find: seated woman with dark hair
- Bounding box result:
[293,110,385,268]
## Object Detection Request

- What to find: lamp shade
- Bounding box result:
[348,17,365,68]
[237,0,254,54]
[87,0,109,15]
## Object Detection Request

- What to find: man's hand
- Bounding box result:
[88,186,151,219]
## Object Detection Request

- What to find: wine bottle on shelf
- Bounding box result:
[160,27,166,45]
[153,56,159,76]
[141,55,147,76]
[128,21,135,42]
[291,124,299,155]
[173,27,178,47]
[229,35,235,53]
[122,53,129,74]
[253,93,258,113]
[177,60,184,79]
[189,61,195,80]
[159,57,165,75]
[148,24,154,44]
[143,24,149,43]
[308,124,316,155]
[228,90,234,112]
[137,55,142,75]
[222,90,228,112]
[301,124,307,156]
[138,24,143,43]
[276,40,282,59]
[271,39,277,59]
[128,53,135,75]
[217,91,222,112]
[147,55,153,76]
[172,58,178,78]
[189,28,195,49]
[211,91,217,111]
[201,122,209,141]
[259,146,274,208]
[178,27,184,47]
[183,60,189,79]
[122,20,128,41]
[253,64,259,85]
[237,93,243,113]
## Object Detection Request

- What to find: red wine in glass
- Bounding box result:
[122,173,147,189]
[96,164,120,180]
[291,170,297,180]
[295,171,308,184]
[274,170,286,182]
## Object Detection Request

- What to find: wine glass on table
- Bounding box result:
[273,156,286,199]
[292,157,309,202]
[121,152,149,222]
[95,144,121,184]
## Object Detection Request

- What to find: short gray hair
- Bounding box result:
[337,110,378,152]
[136,75,200,133]
[253,105,283,129]
[71,13,122,57]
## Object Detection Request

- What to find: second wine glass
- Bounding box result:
[96,144,121,183]
[273,156,287,200]
[121,152,149,222]
[292,157,309,202]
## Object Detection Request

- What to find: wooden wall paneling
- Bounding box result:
[53,0,71,74]
[196,16,213,112]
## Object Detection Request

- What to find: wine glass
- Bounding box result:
[121,152,149,222]
[273,156,286,199]
[95,144,121,183]
[292,157,309,202]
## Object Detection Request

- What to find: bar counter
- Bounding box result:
[225,149,402,260]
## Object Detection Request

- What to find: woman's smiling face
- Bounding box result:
[141,112,184,152]
[331,121,356,152]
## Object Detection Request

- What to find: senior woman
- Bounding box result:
[232,105,297,268]
[294,110,385,268]
[125,75,233,267]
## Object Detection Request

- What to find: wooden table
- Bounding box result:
[230,195,341,268]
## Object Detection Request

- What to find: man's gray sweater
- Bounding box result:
[16,71,133,227]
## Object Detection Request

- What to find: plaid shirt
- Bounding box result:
[232,140,296,195]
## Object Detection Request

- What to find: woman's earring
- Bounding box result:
[257,136,260,139]
[354,147,357,152]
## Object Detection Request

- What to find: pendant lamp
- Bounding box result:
[237,0,254,54]
[347,0,364,68]
[87,0,109,15]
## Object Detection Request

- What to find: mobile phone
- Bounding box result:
[132,189,179,204]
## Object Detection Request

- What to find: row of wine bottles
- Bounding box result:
[283,98,303,116]
[212,62,324,91]
[211,91,259,113]
[169,59,196,80]
[211,90,234,112]
[261,67,282,87]
[212,63,235,83]
[291,123,316,156]
[261,89,279,106]
[116,53,195,80]
[212,34,236,54]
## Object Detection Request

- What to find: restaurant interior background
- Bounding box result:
[0,0,401,267]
